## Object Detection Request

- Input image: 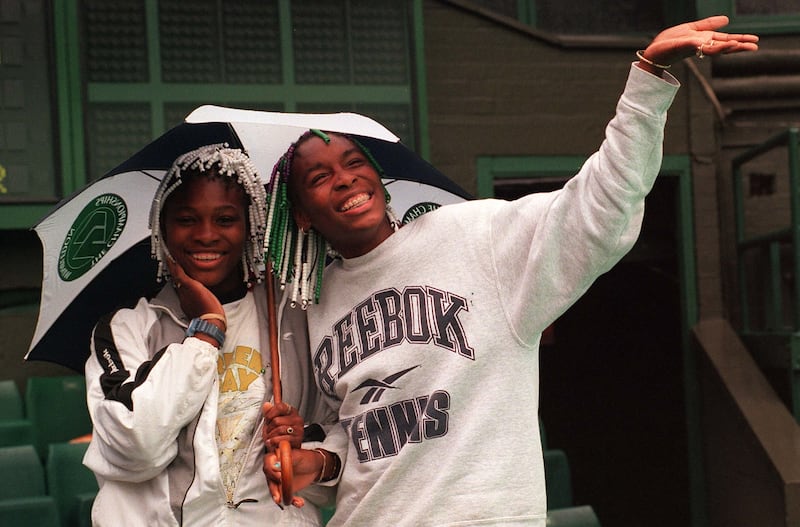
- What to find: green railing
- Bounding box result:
[732,127,800,420]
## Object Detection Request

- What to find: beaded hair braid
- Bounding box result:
[149,143,268,285]
[265,130,399,308]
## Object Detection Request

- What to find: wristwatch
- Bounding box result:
[186,317,226,347]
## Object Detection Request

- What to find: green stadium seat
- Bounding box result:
[544,448,573,510]
[0,444,47,499]
[546,505,602,526]
[25,376,92,459]
[46,442,98,527]
[0,443,61,525]
[74,491,96,527]
[75,492,97,527]
[0,419,34,448]
[0,379,35,447]
[0,380,24,419]
[0,496,61,527]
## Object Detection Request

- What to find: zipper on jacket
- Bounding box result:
[226,498,258,509]
[222,412,268,508]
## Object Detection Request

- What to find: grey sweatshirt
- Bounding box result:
[310,64,679,526]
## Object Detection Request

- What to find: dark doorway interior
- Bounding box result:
[496,176,691,527]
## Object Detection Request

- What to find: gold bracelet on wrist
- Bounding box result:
[313,448,341,483]
[314,448,328,483]
[636,50,671,70]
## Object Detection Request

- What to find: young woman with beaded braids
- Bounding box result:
[83,144,335,526]
[261,16,758,526]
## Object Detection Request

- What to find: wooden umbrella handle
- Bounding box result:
[266,263,283,406]
[266,260,294,507]
[278,439,294,506]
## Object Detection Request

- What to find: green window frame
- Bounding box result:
[0,0,61,229]
[467,0,690,34]
[698,0,800,34]
[470,0,798,36]
[0,0,427,230]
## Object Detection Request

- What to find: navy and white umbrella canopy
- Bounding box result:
[27,107,471,372]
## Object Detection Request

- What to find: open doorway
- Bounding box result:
[494,174,691,527]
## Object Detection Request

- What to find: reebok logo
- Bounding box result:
[352,365,419,405]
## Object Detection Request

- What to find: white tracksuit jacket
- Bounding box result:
[84,282,334,526]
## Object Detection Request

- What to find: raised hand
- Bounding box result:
[165,255,225,322]
[638,15,759,75]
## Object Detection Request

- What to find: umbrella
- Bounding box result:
[26,105,471,375]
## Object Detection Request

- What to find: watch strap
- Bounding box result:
[186,317,226,347]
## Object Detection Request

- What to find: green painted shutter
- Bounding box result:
[0,0,57,201]
[78,0,416,181]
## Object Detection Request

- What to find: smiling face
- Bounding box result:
[162,173,247,298]
[290,133,394,258]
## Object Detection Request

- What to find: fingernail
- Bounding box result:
[273,462,281,469]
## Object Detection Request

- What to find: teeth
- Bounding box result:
[192,253,222,261]
[341,193,370,211]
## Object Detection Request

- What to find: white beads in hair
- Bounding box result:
[149,143,268,285]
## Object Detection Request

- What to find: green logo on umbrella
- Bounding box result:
[58,193,128,281]
[401,202,440,225]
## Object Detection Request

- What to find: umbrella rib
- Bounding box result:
[140,170,164,182]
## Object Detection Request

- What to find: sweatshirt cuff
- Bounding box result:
[624,62,680,116]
